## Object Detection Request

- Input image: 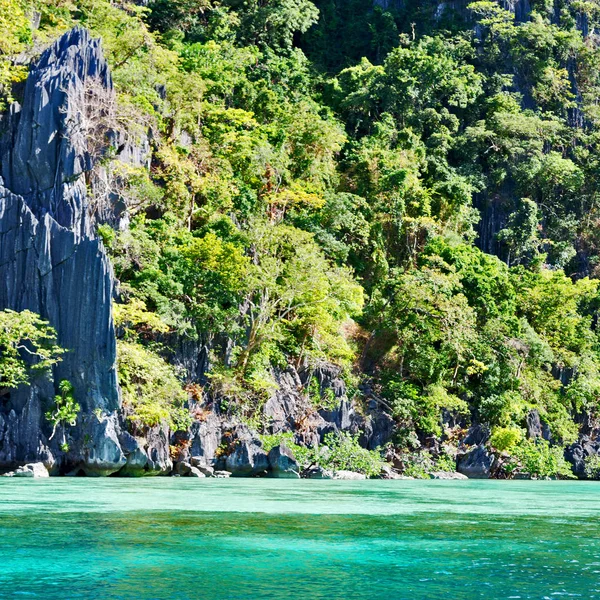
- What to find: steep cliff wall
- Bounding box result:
[0,28,125,475]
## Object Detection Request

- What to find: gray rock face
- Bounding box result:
[225,436,269,477]
[263,362,395,449]
[502,0,531,21]
[268,443,300,478]
[462,424,490,447]
[79,414,126,476]
[264,367,308,434]
[188,413,223,465]
[374,0,531,22]
[566,439,600,479]
[116,426,172,476]
[118,431,149,476]
[143,425,173,475]
[0,28,125,475]
[526,410,552,441]
[457,444,494,479]
[355,403,396,450]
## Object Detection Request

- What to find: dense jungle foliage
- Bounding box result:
[4,0,600,476]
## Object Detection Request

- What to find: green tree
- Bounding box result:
[221,0,319,48]
[497,198,542,267]
[46,380,80,451]
[0,310,64,397]
[239,221,363,370]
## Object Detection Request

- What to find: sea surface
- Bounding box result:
[0,478,599,599]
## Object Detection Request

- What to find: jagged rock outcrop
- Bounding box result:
[225,433,269,477]
[188,412,223,465]
[262,362,396,449]
[0,28,130,475]
[526,410,552,441]
[117,426,172,476]
[565,440,597,478]
[268,443,300,478]
[457,444,495,478]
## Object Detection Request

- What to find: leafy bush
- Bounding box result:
[117,340,191,431]
[261,431,385,476]
[259,432,296,453]
[511,439,574,479]
[434,452,457,473]
[584,454,600,480]
[318,432,386,477]
[489,426,523,453]
[398,450,456,478]
[97,223,116,248]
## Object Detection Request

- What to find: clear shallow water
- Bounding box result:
[0,479,599,599]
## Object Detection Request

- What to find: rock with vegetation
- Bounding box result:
[4,0,600,479]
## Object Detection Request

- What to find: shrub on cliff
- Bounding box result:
[117,340,191,432]
[0,310,64,397]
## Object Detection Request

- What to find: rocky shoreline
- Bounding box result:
[1,26,599,482]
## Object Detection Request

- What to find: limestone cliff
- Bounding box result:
[0,28,125,475]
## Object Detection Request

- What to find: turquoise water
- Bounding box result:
[1,479,599,599]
